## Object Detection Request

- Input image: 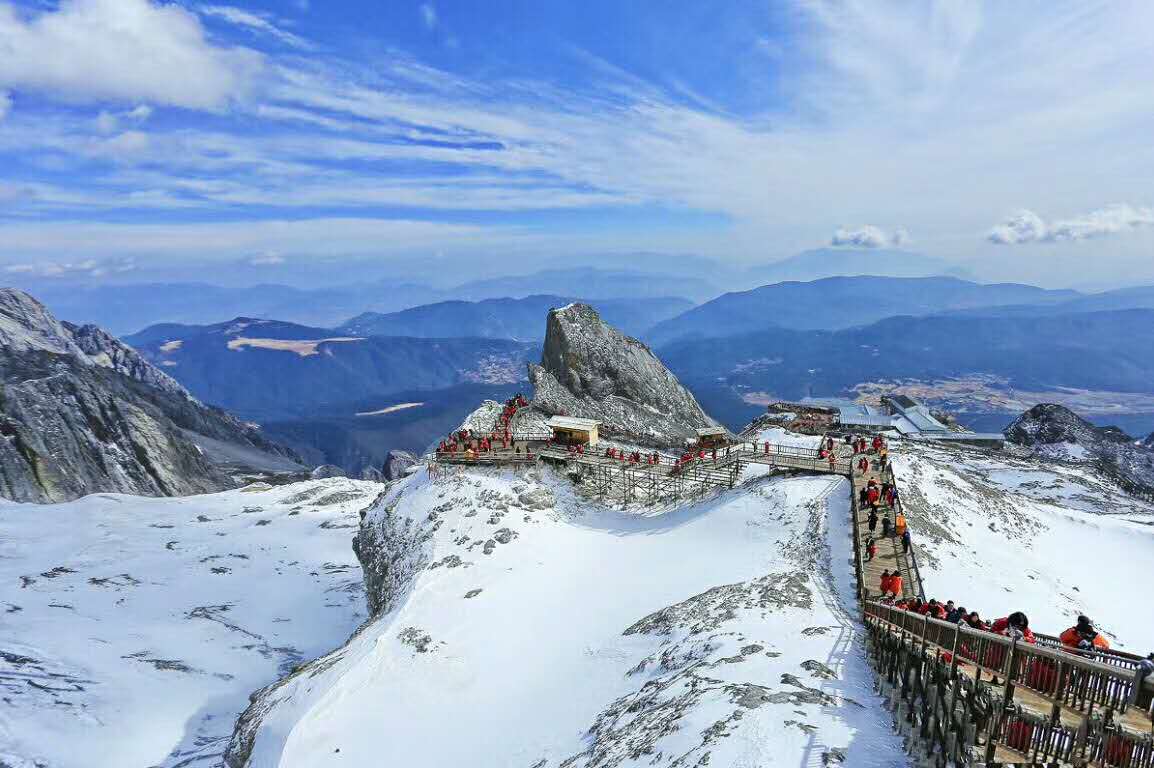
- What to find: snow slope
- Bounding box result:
[893,441,1154,650]
[230,463,907,768]
[0,478,380,768]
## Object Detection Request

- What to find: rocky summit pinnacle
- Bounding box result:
[528,302,721,446]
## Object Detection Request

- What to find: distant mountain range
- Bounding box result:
[338,295,692,341]
[125,318,538,421]
[658,309,1154,402]
[24,268,711,335]
[742,248,968,285]
[646,276,1081,345]
[452,267,719,303]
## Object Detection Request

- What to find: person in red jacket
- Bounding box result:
[1059,615,1111,651]
[888,572,903,598]
[879,570,892,597]
[991,612,1036,644]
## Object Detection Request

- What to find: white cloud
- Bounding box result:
[419,3,437,30]
[989,204,1154,245]
[95,104,152,134]
[3,257,135,278]
[199,5,311,50]
[247,251,285,266]
[831,225,908,249]
[0,90,10,120]
[0,0,262,109]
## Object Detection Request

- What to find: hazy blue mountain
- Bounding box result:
[28,280,446,335]
[125,318,537,421]
[939,284,1154,320]
[453,267,719,303]
[743,248,967,285]
[659,309,1154,401]
[338,295,693,340]
[646,276,1081,346]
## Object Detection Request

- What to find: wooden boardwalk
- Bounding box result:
[434,423,1153,763]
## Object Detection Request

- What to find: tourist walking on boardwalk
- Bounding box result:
[888,571,903,598]
[881,516,892,538]
[901,528,911,553]
[865,535,877,561]
[868,509,878,533]
[894,512,907,538]
[867,484,880,512]
[879,570,891,597]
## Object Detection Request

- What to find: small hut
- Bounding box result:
[546,416,601,447]
[694,426,729,449]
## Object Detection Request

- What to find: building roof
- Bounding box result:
[546,416,601,431]
[696,426,728,437]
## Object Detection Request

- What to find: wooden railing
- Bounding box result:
[867,599,1154,761]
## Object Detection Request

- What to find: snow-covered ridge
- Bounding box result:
[226,462,906,767]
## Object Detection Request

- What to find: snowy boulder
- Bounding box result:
[310,464,346,480]
[528,303,721,446]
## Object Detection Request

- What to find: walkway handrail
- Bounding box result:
[864,600,1154,720]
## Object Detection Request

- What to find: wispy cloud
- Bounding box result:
[419,3,437,30]
[247,251,286,266]
[989,204,1154,245]
[199,5,312,50]
[0,90,10,120]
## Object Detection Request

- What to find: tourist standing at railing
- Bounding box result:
[1059,615,1111,651]
[880,570,891,597]
[1137,654,1154,711]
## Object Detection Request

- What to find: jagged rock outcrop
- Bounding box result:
[528,303,720,446]
[360,466,385,482]
[310,464,346,480]
[383,449,417,481]
[1005,403,1154,495]
[0,288,300,503]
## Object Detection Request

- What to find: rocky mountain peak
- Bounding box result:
[1005,403,1154,496]
[1005,403,1130,447]
[0,287,88,357]
[529,302,720,446]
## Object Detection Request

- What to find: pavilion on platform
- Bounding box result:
[693,426,729,449]
[546,416,601,447]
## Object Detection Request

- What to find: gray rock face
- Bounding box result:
[310,464,346,480]
[383,449,418,481]
[528,303,720,446]
[1005,403,1154,494]
[360,466,385,482]
[0,288,300,503]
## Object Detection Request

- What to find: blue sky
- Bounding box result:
[1,0,1154,287]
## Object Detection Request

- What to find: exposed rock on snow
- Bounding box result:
[0,288,300,503]
[1005,403,1154,494]
[528,303,720,446]
[0,478,379,768]
[892,439,1154,649]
